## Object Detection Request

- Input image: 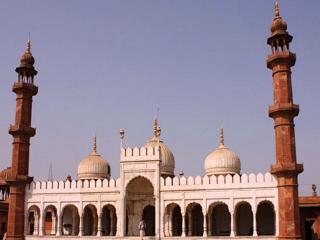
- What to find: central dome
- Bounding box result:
[204,128,241,176]
[77,137,110,180]
[144,120,175,177]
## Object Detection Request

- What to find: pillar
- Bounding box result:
[97,213,102,236]
[252,207,257,236]
[181,212,186,237]
[230,210,235,237]
[203,214,208,237]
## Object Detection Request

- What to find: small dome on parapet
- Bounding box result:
[144,119,175,177]
[204,128,241,176]
[77,137,110,180]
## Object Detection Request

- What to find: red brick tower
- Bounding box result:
[6,40,38,240]
[267,2,303,239]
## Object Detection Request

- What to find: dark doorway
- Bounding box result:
[142,205,155,236]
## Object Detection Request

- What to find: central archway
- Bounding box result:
[125,176,155,236]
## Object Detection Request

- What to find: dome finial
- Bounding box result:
[275,0,280,18]
[93,135,97,153]
[219,127,225,147]
[26,33,31,54]
[153,118,161,139]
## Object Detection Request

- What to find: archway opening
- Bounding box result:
[236,202,253,236]
[125,176,154,236]
[62,205,79,236]
[209,203,231,236]
[257,201,275,235]
[172,205,182,236]
[27,205,40,236]
[102,204,117,236]
[186,203,203,236]
[164,203,182,237]
[143,205,155,236]
[83,204,98,236]
[44,205,57,235]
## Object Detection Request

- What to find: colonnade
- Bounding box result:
[26,204,117,237]
[163,201,276,237]
[27,200,275,238]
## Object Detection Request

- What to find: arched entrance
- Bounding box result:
[43,205,57,235]
[235,202,253,236]
[186,203,203,236]
[164,203,182,236]
[143,205,155,236]
[208,203,231,236]
[102,204,117,236]
[83,204,98,236]
[256,201,275,235]
[61,205,79,236]
[125,176,154,236]
[27,205,40,235]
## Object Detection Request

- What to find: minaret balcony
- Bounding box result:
[267,51,296,69]
[9,124,36,137]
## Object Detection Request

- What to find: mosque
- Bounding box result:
[0,2,320,240]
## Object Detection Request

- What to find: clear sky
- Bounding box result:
[0,1,319,195]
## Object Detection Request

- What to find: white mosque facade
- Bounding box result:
[24,122,278,239]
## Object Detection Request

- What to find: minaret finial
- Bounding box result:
[275,0,280,18]
[219,127,225,147]
[93,135,97,153]
[26,34,31,53]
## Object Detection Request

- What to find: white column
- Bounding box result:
[203,212,207,237]
[79,212,83,236]
[33,213,39,235]
[119,193,125,237]
[39,213,44,236]
[230,210,235,237]
[51,215,56,235]
[155,161,161,238]
[56,213,61,236]
[97,213,102,236]
[181,212,186,237]
[252,208,257,236]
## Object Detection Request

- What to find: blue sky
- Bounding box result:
[0,1,319,195]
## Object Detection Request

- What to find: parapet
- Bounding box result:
[120,146,160,162]
[160,172,277,189]
[26,177,120,194]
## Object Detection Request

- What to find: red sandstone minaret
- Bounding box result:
[267,1,303,239]
[6,40,38,240]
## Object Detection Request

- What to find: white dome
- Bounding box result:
[145,120,175,177]
[77,138,110,180]
[204,129,241,176]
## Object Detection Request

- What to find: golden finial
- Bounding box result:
[219,127,225,147]
[93,136,97,153]
[275,0,280,18]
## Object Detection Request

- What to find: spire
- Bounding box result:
[92,136,97,154]
[153,119,161,139]
[219,127,225,147]
[275,0,280,18]
[26,39,31,54]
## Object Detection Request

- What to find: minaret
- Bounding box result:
[267,1,303,239]
[6,40,38,240]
